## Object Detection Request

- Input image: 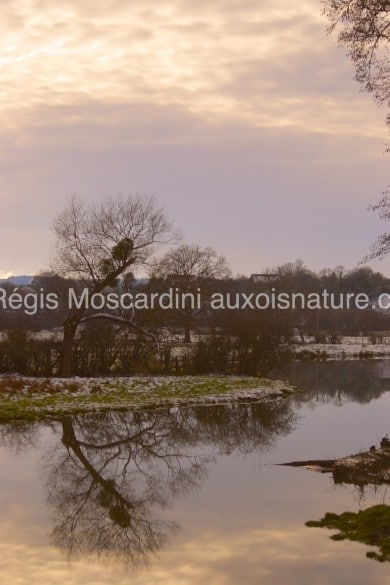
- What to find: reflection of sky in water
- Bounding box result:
[0,370,389,584]
[268,396,390,461]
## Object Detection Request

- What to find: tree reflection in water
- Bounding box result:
[0,398,296,566]
[270,360,390,406]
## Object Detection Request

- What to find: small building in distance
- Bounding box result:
[250,273,278,284]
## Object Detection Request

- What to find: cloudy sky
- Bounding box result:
[1,0,389,278]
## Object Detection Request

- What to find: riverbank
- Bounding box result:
[282,446,390,486]
[0,375,298,423]
[292,337,390,360]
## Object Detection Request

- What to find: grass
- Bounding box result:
[306,505,390,562]
[0,374,298,423]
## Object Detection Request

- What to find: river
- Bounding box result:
[0,360,389,584]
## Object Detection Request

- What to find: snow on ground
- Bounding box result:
[291,336,390,359]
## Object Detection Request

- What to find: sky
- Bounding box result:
[1,0,389,278]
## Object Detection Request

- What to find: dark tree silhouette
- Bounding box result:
[51,194,175,376]
[324,1,390,123]
[0,399,297,566]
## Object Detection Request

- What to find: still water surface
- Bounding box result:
[0,360,389,584]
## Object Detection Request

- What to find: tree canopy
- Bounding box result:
[324,3,390,259]
[150,243,231,283]
[324,1,390,125]
[52,194,174,283]
[51,193,175,376]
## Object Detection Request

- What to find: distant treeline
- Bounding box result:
[1,262,390,333]
[1,261,390,376]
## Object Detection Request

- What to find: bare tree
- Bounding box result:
[52,194,175,377]
[364,192,390,259]
[324,1,390,124]
[324,2,390,261]
[151,244,231,282]
[150,244,231,342]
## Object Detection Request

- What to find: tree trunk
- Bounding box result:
[184,320,191,343]
[61,319,78,377]
[61,417,134,509]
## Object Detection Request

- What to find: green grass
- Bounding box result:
[0,375,298,423]
[306,505,390,562]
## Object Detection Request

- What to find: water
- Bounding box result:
[0,360,389,584]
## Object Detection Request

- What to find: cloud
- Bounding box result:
[0,0,386,138]
[0,524,381,585]
[0,0,388,275]
[0,96,387,276]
